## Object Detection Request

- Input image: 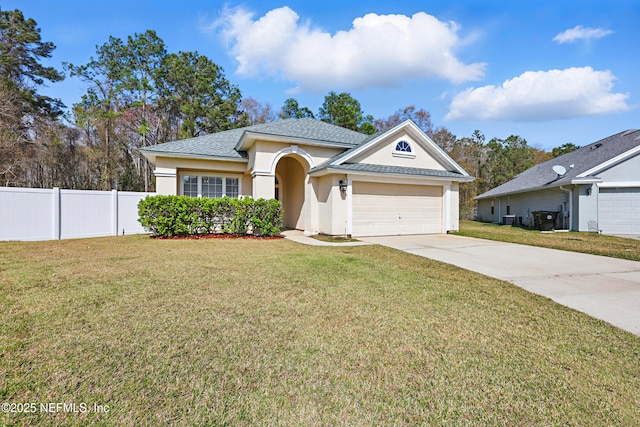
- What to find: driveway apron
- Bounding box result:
[359,234,640,336]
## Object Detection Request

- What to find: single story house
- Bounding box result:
[140,118,473,237]
[476,129,640,234]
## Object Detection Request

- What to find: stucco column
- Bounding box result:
[154,168,177,195]
[252,173,275,199]
[442,184,451,232]
[345,176,353,236]
[306,176,319,235]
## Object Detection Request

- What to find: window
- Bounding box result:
[395,140,412,152]
[226,178,239,198]
[393,140,415,158]
[183,175,198,197]
[180,174,241,198]
[274,176,280,201]
[202,176,222,198]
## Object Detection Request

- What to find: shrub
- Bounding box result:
[251,198,284,236]
[224,197,253,235]
[138,196,283,238]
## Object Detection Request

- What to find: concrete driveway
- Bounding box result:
[359,234,640,336]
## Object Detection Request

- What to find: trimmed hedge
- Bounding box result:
[138,195,283,237]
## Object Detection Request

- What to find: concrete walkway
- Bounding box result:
[280,230,371,247]
[357,234,640,336]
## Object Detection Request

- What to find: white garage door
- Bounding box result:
[599,188,640,234]
[352,182,442,236]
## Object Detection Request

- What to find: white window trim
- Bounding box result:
[179,173,243,198]
[392,151,416,159]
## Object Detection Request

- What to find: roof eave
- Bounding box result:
[309,166,474,182]
[571,177,603,184]
[475,183,559,200]
[475,178,604,200]
[139,149,248,164]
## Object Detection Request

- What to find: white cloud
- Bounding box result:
[553,25,613,44]
[446,67,630,122]
[215,7,485,92]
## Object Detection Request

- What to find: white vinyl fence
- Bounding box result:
[0,187,155,241]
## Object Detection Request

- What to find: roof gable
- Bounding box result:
[476,129,640,199]
[312,120,471,177]
[348,132,446,170]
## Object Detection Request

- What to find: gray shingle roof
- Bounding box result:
[476,129,640,199]
[239,118,369,146]
[140,127,248,159]
[140,118,369,160]
[313,163,470,179]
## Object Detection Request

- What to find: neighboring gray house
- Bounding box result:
[476,129,640,234]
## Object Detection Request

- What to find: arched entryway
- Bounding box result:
[275,155,307,230]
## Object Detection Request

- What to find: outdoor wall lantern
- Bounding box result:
[586,187,592,196]
[339,178,348,193]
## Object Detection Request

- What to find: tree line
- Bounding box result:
[0,8,578,217]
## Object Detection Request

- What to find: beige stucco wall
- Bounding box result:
[249,140,344,174]
[350,132,445,170]
[315,175,348,235]
[153,156,250,196]
[242,174,252,196]
[252,174,275,200]
[156,156,247,174]
[155,175,177,195]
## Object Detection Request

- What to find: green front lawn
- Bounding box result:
[456,220,640,262]
[1,236,638,425]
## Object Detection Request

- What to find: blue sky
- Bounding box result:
[5,0,638,150]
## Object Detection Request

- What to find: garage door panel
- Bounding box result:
[352,182,442,236]
[599,188,640,234]
[354,183,440,197]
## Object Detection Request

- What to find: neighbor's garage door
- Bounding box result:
[352,182,442,236]
[599,188,640,234]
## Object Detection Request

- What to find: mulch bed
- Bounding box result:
[154,234,283,240]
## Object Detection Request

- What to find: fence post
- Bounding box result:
[52,187,61,240]
[112,189,119,236]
